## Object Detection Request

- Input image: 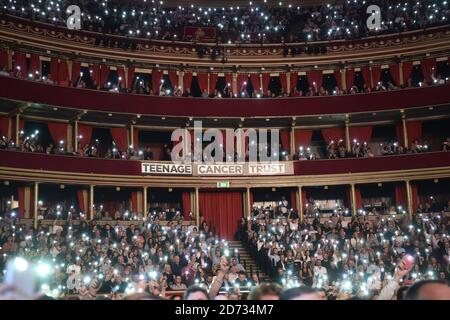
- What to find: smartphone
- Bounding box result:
[4,257,37,299]
[402,254,415,270]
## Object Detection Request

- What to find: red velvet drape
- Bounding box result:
[349,126,373,144]
[421,58,436,83]
[71,61,81,82]
[334,70,342,89]
[396,121,422,146]
[395,183,407,208]
[18,187,25,218]
[28,54,40,75]
[13,51,27,77]
[0,48,8,69]
[371,65,382,86]
[301,190,308,213]
[169,71,178,89]
[237,74,248,93]
[355,186,362,209]
[280,129,290,152]
[133,127,139,149]
[411,183,419,212]
[76,189,87,213]
[131,191,138,212]
[250,73,260,92]
[0,116,9,138]
[225,73,233,91]
[290,72,298,92]
[294,129,313,151]
[321,128,345,144]
[110,127,129,152]
[197,72,209,93]
[290,190,297,211]
[58,60,69,85]
[389,63,400,86]
[47,122,68,144]
[209,73,218,94]
[402,61,413,85]
[152,69,163,93]
[279,72,287,93]
[182,191,192,218]
[89,64,100,84]
[78,124,93,146]
[262,73,270,94]
[307,70,322,90]
[183,72,192,91]
[49,58,59,82]
[346,69,355,89]
[360,66,371,89]
[127,67,135,90]
[199,191,243,240]
[117,67,126,89]
[100,65,110,87]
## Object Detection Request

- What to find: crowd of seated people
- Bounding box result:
[1,0,449,44]
[239,201,449,300]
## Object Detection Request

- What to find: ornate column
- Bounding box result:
[195,187,200,227]
[143,187,148,219]
[33,182,39,229]
[405,180,413,221]
[350,184,357,216]
[401,110,408,148]
[89,185,94,220]
[345,115,351,153]
[246,187,252,219]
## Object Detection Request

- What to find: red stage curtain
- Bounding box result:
[346,69,355,89]
[131,191,138,212]
[262,73,270,94]
[290,190,297,211]
[183,72,192,91]
[76,189,87,213]
[58,60,69,85]
[49,58,59,82]
[402,61,413,85]
[47,122,68,144]
[395,183,407,208]
[0,48,8,69]
[389,63,400,86]
[89,64,100,84]
[13,51,27,77]
[355,186,362,209]
[100,65,110,87]
[279,73,287,93]
[152,69,163,94]
[71,61,81,82]
[294,129,313,151]
[0,116,9,138]
[199,191,243,240]
[306,70,322,90]
[321,128,345,144]
[225,73,233,90]
[28,54,40,75]
[110,127,129,152]
[421,58,436,83]
[290,72,298,92]
[133,127,139,149]
[117,66,126,88]
[371,65,382,86]
[78,124,93,146]
[18,187,25,218]
[237,74,248,93]
[349,126,373,144]
[127,67,135,90]
[411,183,419,212]
[169,71,178,89]
[197,72,208,93]
[360,66,371,89]
[334,70,342,90]
[280,129,290,152]
[209,73,218,94]
[182,191,192,218]
[250,73,260,92]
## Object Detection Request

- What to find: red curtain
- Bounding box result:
[294,129,313,151]
[360,66,371,89]
[71,61,81,82]
[301,190,308,213]
[28,54,40,75]
[127,67,135,90]
[58,60,69,85]
[280,129,290,152]
[407,122,422,143]
[334,70,342,89]
[349,126,373,144]
[225,73,233,90]
[237,74,248,93]
[355,186,362,209]
[199,191,243,240]
[13,51,27,77]
[402,61,413,85]
[49,58,59,82]
[117,66,126,88]
[0,116,9,138]
[290,190,297,211]
[89,64,100,84]
[396,123,404,146]
[389,63,400,86]
[47,122,68,144]
[250,73,260,92]
[110,127,129,152]
[78,124,93,146]
[421,58,436,83]
[371,65,382,86]
[279,72,287,93]
[133,127,139,149]
[0,48,8,69]
[76,189,87,213]
[395,183,407,208]
[209,73,218,94]
[197,72,208,93]
[169,71,178,89]
[290,72,298,92]
[306,70,322,90]
[100,65,110,87]
[346,69,355,89]
[131,191,138,212]
[11,118,24,138]
[152,69,163,93]
[321,128,345,144]
[411,183,419,212]
[18,187,25,218]
[262,73,270,94]
[183,72,192,91]
[182,191,192,218]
